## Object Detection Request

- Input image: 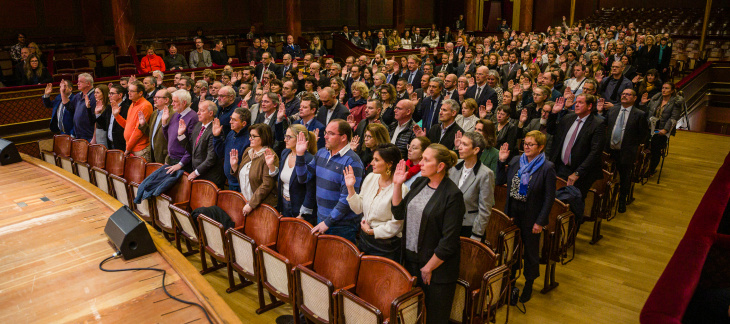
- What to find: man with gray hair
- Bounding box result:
[416,76,444,130]
[180,100,224,187]
[138,89,173,163]
[68,73,96,141]
[216,85,240,137]
[162,89,199,173]
[417,98,463,150]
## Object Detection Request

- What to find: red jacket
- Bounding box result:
[140,55,166,73]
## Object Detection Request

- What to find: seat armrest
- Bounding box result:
[172,201,190,211]
[390,288,425,324]
[337,289,382,323]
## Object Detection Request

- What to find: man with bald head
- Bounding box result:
[388,98,417,158]
[465,66,498,107]
[316,87,350,125]
[216,86,240,137]
[443,74,459,103]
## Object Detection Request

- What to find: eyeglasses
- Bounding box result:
[249,134,260,139]
[325,131,342,137]
[523,142,538,148]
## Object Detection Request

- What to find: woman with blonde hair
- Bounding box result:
[346,81,369,125]
[267,123,317,223]
[392,143,464,324]
[455,98,479,132]
[309,36,328,57]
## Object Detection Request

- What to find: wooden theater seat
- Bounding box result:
[198,190,247,276]
[450,237,500,324]
[586,169,619,244]
[169,179,218,256]
[257,217,317,317]
[294,235,363,324]
[77,144,106,184]
[40,134,72,168]
[109,155,146,208]
[129,162,163,223]
[540,199,574,294]
[92,150,124,196]
[336,256,425,324]
[57,138,87,174]
[475,265,512,323]
[484,209,522,278]
[493,184,508,212]
[155,174,192,243]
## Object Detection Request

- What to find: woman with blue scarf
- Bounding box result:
[496,130,556,303]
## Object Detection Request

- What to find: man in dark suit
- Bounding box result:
[442,74,460,104]
[404,55,424,90]
[416,77,444,131]
[436,53,456,75]
[605,89,648,212]
[384,59,399,86]
[345,65,363,97]
[464,66,499,107]
[420,98,463,150]
[282,35,303,59]
[138,89,173,163]
[316,87,350,126]
[547,94,606,201]
[42,81,75,135]
[500,51,520,89]
[182,100,225,188]
[254,52,279,82]
[456,52,477,77]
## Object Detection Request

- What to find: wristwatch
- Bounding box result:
[574,171,580,177]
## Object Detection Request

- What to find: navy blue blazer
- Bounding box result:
[404,69,423,89]
[43,94,75,135]
[282,44,303,59]
[465,84,499,107]
[277,149,317,217]
[274,117,326,149]
[416,96,443,130]
[496,156,556,227]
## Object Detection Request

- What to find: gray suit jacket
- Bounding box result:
[183,121,224,187]
[448,160,495,237]
[189,49,212,69]
[138,107,173,163]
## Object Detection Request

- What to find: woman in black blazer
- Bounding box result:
[496,130,556,303]
[392,143,464,324]
[266,124,317,225]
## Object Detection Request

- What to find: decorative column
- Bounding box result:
[393,0,405,33]
[286,0,302,39]
[110,0,135,55]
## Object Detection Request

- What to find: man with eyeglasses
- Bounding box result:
[137,89,173,163]
[599,61,633,106]
[113,81,153,160]
[104,84,129,150]
[254,52,279,84]
[179,100,225,187]
[189,37,212,68]
[213,107,251,192]
[604,89,648,213]
[216,86,241,138]
[295,119,364,243]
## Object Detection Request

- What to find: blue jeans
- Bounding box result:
[320,218,358,244]
[280,198,294,218]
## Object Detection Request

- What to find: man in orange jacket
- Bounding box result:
[140,46,166,73]
[114,80,153,160]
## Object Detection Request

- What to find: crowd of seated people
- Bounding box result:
[37,13,688,321]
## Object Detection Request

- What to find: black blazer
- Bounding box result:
[547,112,606,183]
[605,106,649,165]
[404,69,423,89]
[95,101,129,151]
[183,121,225,188]
[496,156,556,227]
[464,84,499,107]
[316,102,350,126]
[500,63,521,89]
[415,96,443,130]
[255,62,279,80]
[277,149,316,216]
[392,176,464,284]
[426,122,463,151]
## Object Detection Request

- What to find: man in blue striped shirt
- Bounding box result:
[295,119,364,243]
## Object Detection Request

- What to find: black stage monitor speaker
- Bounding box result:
[0,139,22,165]
[104,206,157,260]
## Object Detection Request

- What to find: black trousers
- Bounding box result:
[509,199,541,281]
[168,157,194,173]
[609,150,634,201]
[649,134,667,173]
[404,250,456,324]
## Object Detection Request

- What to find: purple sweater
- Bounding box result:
[162,109,199,166]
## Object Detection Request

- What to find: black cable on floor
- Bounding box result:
[99,253,213,324]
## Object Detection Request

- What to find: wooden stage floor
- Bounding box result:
[182,130,730,324]
[0,157,240,324]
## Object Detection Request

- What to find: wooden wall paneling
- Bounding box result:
[405,0,436,27]
[263,0,286,33]
[367,0,394,28]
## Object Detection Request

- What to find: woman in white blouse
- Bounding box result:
[422,30,439,48]
[344,143,408,262]
[455,98,480,132]
[401,30,413,50]
[230,123,278,215]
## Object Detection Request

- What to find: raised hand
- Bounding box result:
[409,91,418,103]
[177,118,187,136]
[467,77,475,87]
[313,128,320,144]
[349,135,360,151]
[161,106,170,125]
[485,99,493,113]
[263,148,276,167]
[112,103,121,117]
[277,100,287,122]
[343,165,357,188]
[292,59,298,70]
[346,114,356,129]
[243,89,252,102]
[552,96,566,114]
[406,83,414,95]
[137,110,146,125]
[129,75,137,83]
[229,149,239,168]
[412,124,426,137]
[478,105,488,119]
[498,143,510,162]
[84,92,90,108]
[565,93,575,108]
[458,87,467,98]
[563,87,572,99]
[211,118,223,136]
[519,108,529,124]
[640,92,649,105]
[44,83,53,96]
[392,160,408,186]
[249,61,255,67]
[454,130,463,148]
[298,69,304,80]
[191,72,195,80]
[295,131,308,156]
[339,88,346,101]
[508,79,514,91]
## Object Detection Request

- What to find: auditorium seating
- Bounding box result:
[155,174,192,244]
[586,169,619,244]
[169,179,218,256]
[77,144,106,185]
[129,162,163,223]
[40,134,71,168]
[109,155,146,208]
[56,138,87,174]
[294,235,363,324]
[92,149,124,196]
[475,265,512,323]
[484,208,522,277]
[199,190,248,276]
[335,256,425,324]
[257,217,318,316]
[450,237,500,324]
